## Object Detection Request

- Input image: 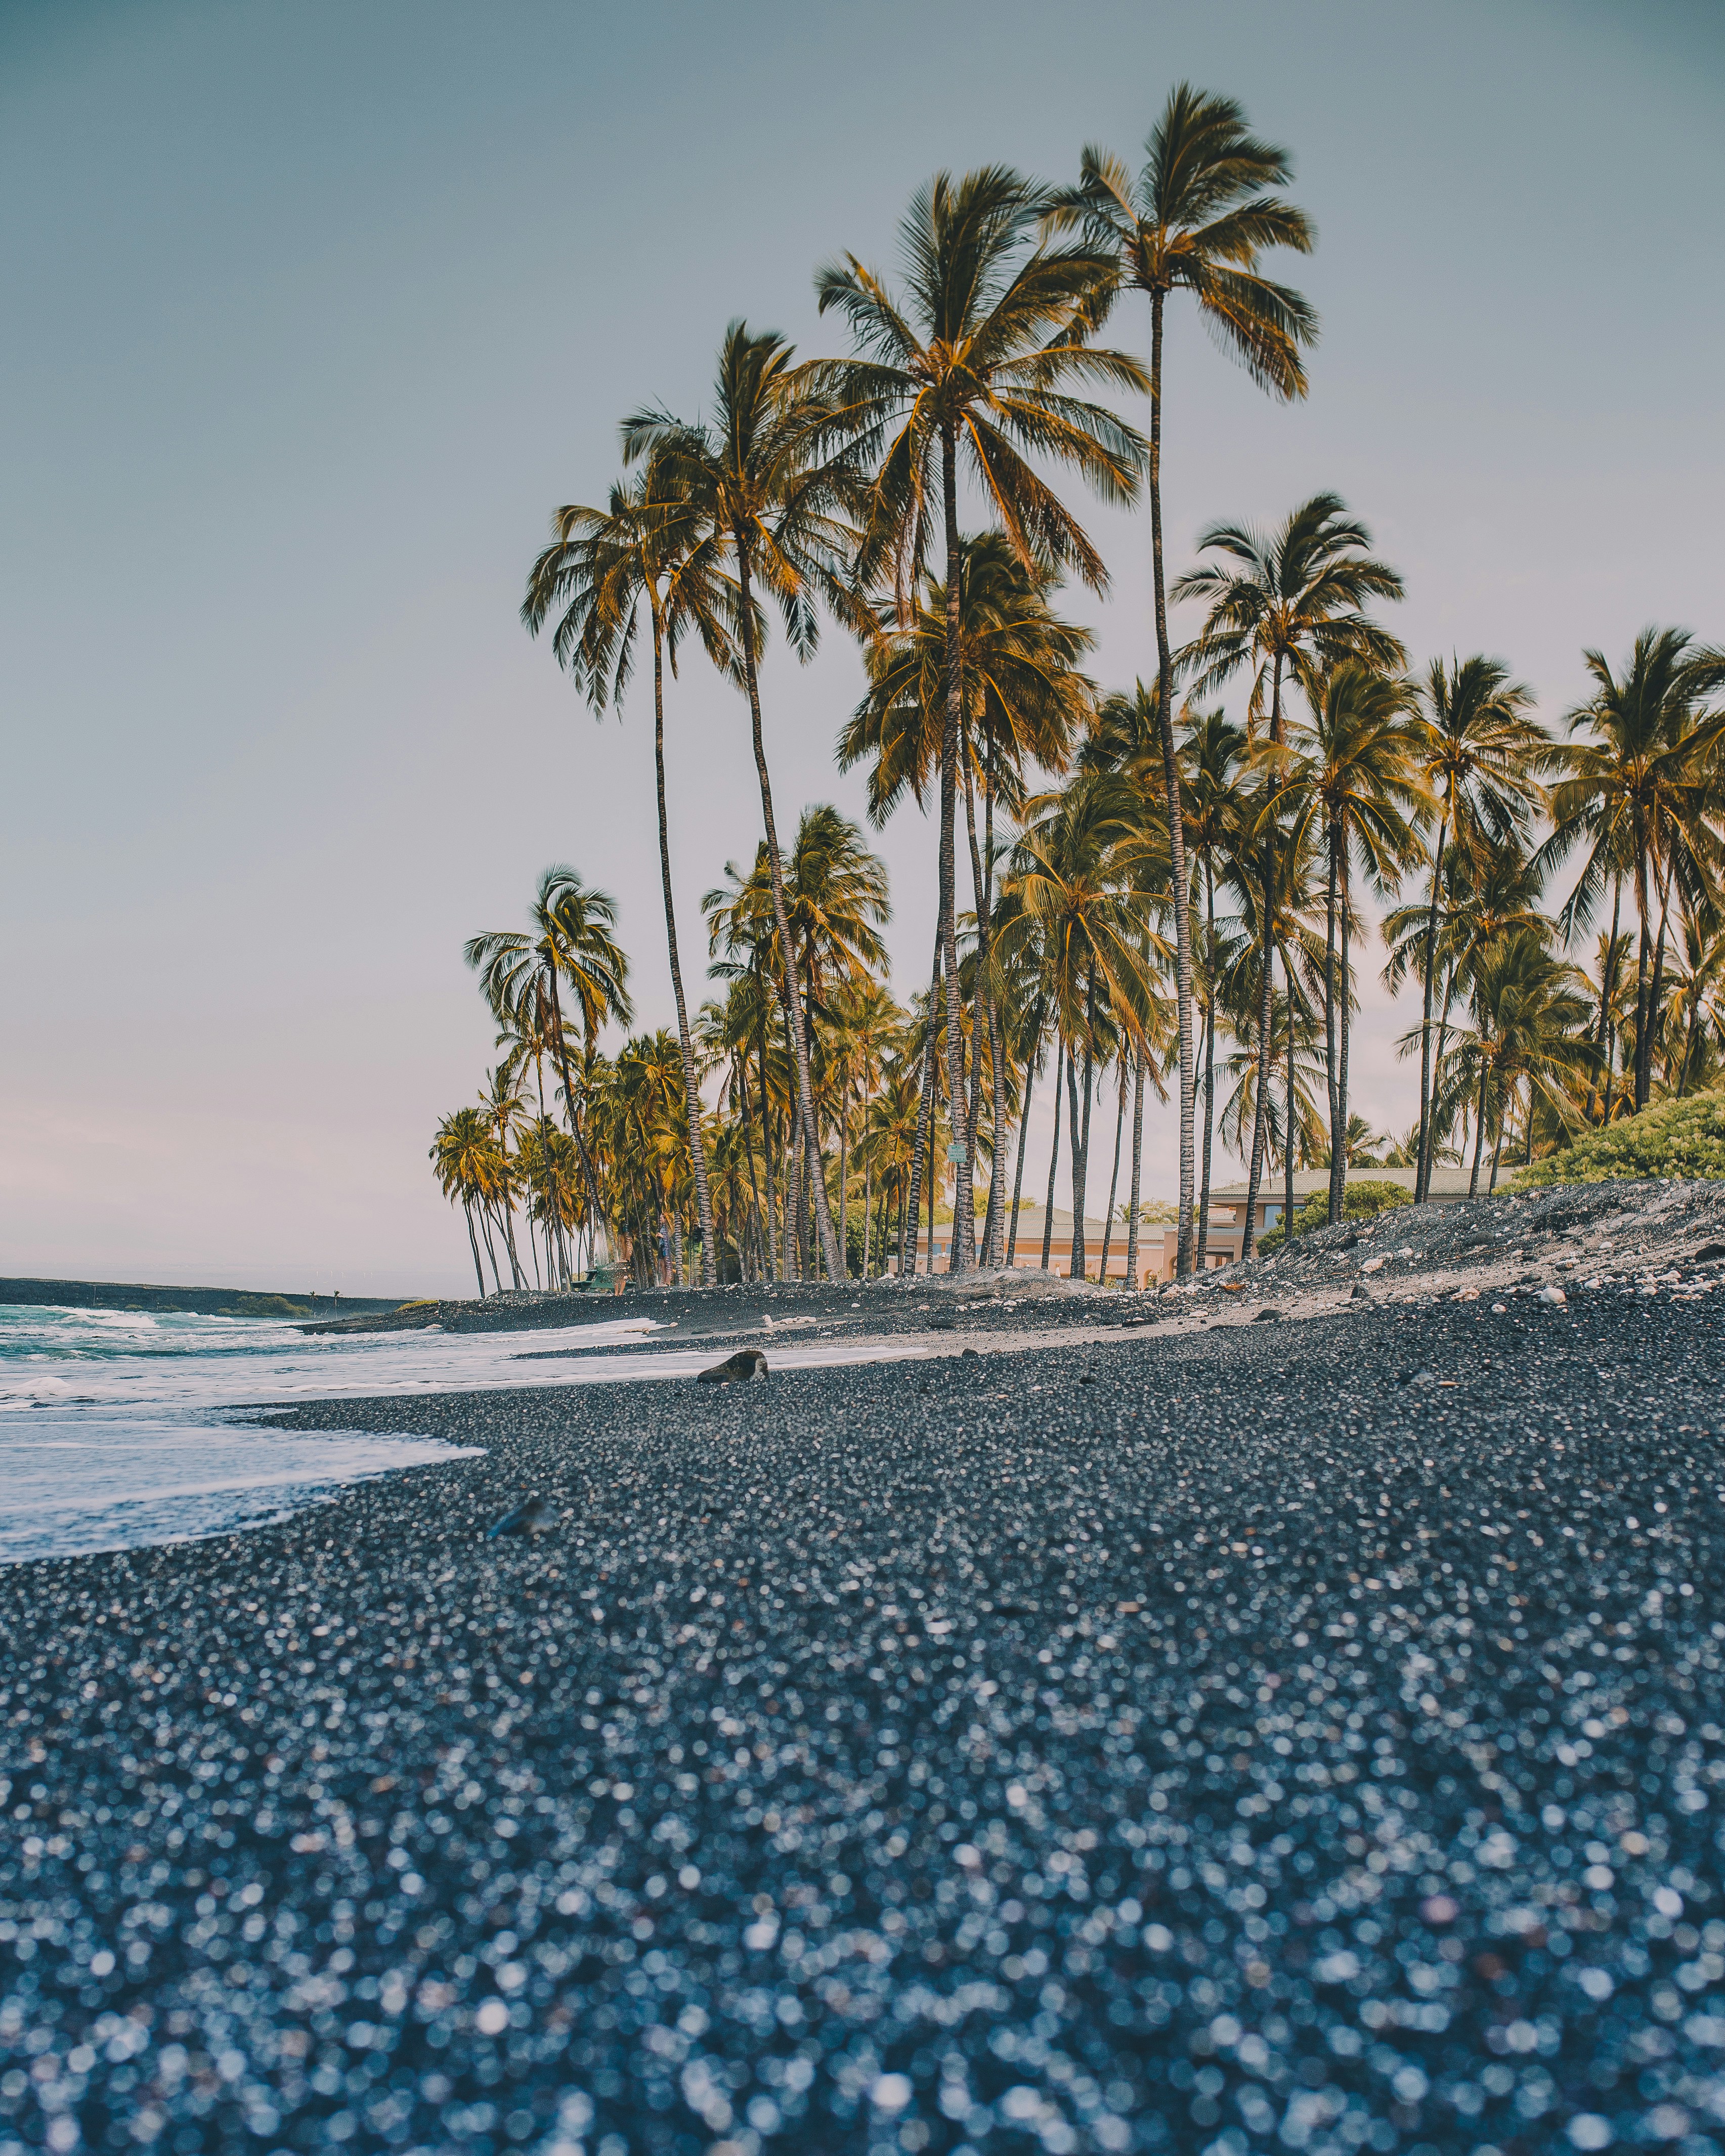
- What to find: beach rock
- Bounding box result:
[931,1267,1083,1302]
[486,1493,549,1538]
[698,1348,768,1384]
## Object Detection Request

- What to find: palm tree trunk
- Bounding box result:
[861,1153,872,1279]
[1645,833,1675,1101]
[542,986,606,1264]
[1283,945,1297,1243]
[1068,969,1097,1281]
[962,746,987,1246]
[1241,864,1276,1261]
[901,939,943,1274]
[937,425,976,1272]
[1198,861,1216,1269]
[1099,1072,1127,1284]
[960,721,1007,1267]
[756,1017,778,1283]
[837,1058,850,1280]
[462,1200,487,1298]
[1041,1039,1064,1272]
[1338,860,1353,1220]
[1066,1052,1086,1281]
[1124,1053,1145,1288]
[738,1057,766,1285]
[478,1202,505,1295]
[1469,1060,1490,1197]
[1414,813,1448,1203]
[1007,1041,1035,1269]
[1324,823,1343,1225]
[733,536,843,1280]
[982,726,1009,1267]
[1427,964,1460,1178]
[1147,285,1197,1280]
[1587,875,1622,1124]
[1632,810,1653,1111]
[650,613,717,1288]
[926,1128,938,1275]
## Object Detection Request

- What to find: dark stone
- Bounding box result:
[486,1493,549,1539]
[697,1348,768,1384]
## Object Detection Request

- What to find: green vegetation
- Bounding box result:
[1510,1085,1725,1188]
[1259,1178,1413,1254]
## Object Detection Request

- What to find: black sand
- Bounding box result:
[5,1205,1725,2154]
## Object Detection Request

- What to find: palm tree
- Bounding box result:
[464,866,632,1265]
[1045,87,1317,1277]
[1386,835,1551,1176]
[841,532,1097,1262]
[1451,929,1594,1193]
[814,165,1148,1270]
[477,1066,531,1287]
[430,1107,497,1298]
[1001,770,1160,1281]
[1404,655,1543,1201]
[1283,662,1425,1222]
[1179,706,1246,1264]
[1664,903,1725,1099]
[522,453,736,1288]
[1176,493,1406,747]
[623,323,860,1281]
[704,809,889,1277]
[1213,744,1318,1261]
[1542,629,1725,1110]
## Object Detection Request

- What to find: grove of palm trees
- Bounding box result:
[432,89,1725,1296]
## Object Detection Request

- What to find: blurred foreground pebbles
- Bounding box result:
[4,1262,1725,2155]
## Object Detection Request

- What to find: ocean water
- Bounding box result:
[0,1301,955,1566]
[0,1301,657,1568]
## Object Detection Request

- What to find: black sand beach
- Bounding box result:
[6,1187,1725,2155]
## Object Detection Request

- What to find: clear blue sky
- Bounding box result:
[3,0,1721,1292]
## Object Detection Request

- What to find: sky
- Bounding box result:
[3,0,1722,1295]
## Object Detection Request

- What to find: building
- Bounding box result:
[909,1166,1481,1286]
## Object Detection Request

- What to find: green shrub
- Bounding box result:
[1259,1177,1414,1254]
[1509,1084,1725,1188]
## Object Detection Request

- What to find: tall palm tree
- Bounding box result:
[1385,835,1551,1175]
[1179,706,1246,1264]
[1451,929,1594,1193]
[464,866,632,1263]
[1542,629,1725,1110]
[623,323,860,1281]
[522,453,736,1287]
[1175,493,1406,747]
[841,532,1096,1262]
[1663,903,1725,1099]
[430,1106,498,1298]
[1214,744,1314,1261]
[814,165,1147,1269]
[1001,770,1160,1281]
[477,1066,531,1287]
[704,809,889,1277]
[1405,655,1543,1201]
[1283,662,1425,1221]
[1046,86,1317,1277]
